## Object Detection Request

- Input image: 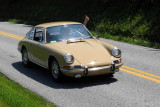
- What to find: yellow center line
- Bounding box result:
[1,30,160,84]
[0,31,23,37]
[120,68,160,83]
[0,33,24,39]
[0,33,24,40]
[0,31,24,40]
[8,36,23,40]
[0,31,22,37]
[121,65,160,80]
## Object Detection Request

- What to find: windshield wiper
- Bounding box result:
[67,38,85,43]
[66,36,92,43]
[82,36,93,39]
[75,36,92,40]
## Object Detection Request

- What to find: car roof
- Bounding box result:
[35,21,82,28]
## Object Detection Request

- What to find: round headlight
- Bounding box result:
[64,53,74,64]
[112,47,121,58]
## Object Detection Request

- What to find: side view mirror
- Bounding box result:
[96,35,99,40]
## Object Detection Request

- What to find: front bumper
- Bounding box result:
[60,63,123,77]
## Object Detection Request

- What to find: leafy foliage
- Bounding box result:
[0,0,160,43]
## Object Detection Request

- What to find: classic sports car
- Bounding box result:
[18,22,122,81]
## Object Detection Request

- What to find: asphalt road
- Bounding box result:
[0,22,160,107]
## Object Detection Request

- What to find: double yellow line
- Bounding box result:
[0,31,24,40]
[120,65,160,83]
[1,30,160,84]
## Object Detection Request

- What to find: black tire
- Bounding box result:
[22,48,30,67]
[50,59,63,82]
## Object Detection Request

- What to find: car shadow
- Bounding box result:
[12,61,118,89]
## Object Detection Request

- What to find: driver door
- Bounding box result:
[29,28,47,67]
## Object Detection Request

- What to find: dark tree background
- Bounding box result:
[0,0,160,43]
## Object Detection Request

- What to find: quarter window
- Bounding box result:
[26,28,35,40]
[34,28,44,42]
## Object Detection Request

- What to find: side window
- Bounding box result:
[34,28,44,42]
[26,28,35,40]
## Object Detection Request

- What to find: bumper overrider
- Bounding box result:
[60,63,123,78]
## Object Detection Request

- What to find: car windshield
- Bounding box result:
[46,24,92,43]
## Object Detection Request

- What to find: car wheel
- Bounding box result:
[50,59,63,82]
[22,48,30,67]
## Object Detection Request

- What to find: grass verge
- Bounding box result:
[0,72,56,107]
[7,19,38,25]
[91,31,160,49]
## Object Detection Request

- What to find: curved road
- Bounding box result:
[0,22,160,107]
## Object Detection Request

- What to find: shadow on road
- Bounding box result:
[12,61,118,89]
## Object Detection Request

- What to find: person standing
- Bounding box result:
[83,15,89,26]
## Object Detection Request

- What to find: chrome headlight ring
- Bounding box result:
[112,47,121,58]
[64,53,74,64]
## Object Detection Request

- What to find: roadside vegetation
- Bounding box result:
[91,31,160,49]
[0,0,159,48]
[0,73,56,107]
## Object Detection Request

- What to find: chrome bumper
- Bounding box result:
[60,63,123,77]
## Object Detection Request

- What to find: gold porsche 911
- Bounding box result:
[18,22,122,81]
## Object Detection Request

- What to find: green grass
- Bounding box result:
[7,19,34,25]
[0,73,56,107]
[8,19,22,24]
[91,31,160,49]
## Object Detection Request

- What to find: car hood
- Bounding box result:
[50,39,114,67]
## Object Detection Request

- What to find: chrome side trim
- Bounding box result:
[30,60,48,69]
